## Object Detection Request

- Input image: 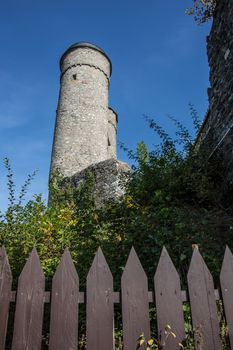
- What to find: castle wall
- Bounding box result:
[107,107,117,159]
[65,159,130,207]
[198,0,233,185]
[50,45,116,178]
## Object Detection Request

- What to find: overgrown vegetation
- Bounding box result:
[1,106,232,283]
[0,106,232,348]
[186,0,218,24]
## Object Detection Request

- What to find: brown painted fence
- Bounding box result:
[0,245,233,350]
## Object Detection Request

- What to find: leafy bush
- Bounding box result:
[1,108,233,348]
[1,107,232,287]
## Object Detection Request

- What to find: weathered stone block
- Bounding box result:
[65,159,131,206]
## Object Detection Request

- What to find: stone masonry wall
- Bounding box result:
[49,43,130,205]
[107,107,117,158]
[199,0,233,185]
[65,159,131,207]
[50,45,116,178]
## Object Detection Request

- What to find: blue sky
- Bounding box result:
[0,0,211,211]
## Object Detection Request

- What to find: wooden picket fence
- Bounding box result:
[0,245,233,350]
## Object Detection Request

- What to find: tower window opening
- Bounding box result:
[73,74,77,80]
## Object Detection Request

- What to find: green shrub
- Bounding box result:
[1,109,232,288]
[1,109,233,348]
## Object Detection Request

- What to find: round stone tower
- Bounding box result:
[50,42,117,177]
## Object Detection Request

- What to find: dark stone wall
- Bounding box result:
[199,0,233,186]
[64,159,130,207]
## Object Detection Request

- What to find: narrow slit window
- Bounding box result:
[73,74,77,80]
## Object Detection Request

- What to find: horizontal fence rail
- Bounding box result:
[0,245,233,349]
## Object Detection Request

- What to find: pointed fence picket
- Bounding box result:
[121,247,150,350]
[86,247,114,350]
[49,248,79,350]
[187,247,222,350]
[0,247,12,350]
[154,247,185,350]
[2,245,233,349]
[220,246,233,349]
[11,248,45,350]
